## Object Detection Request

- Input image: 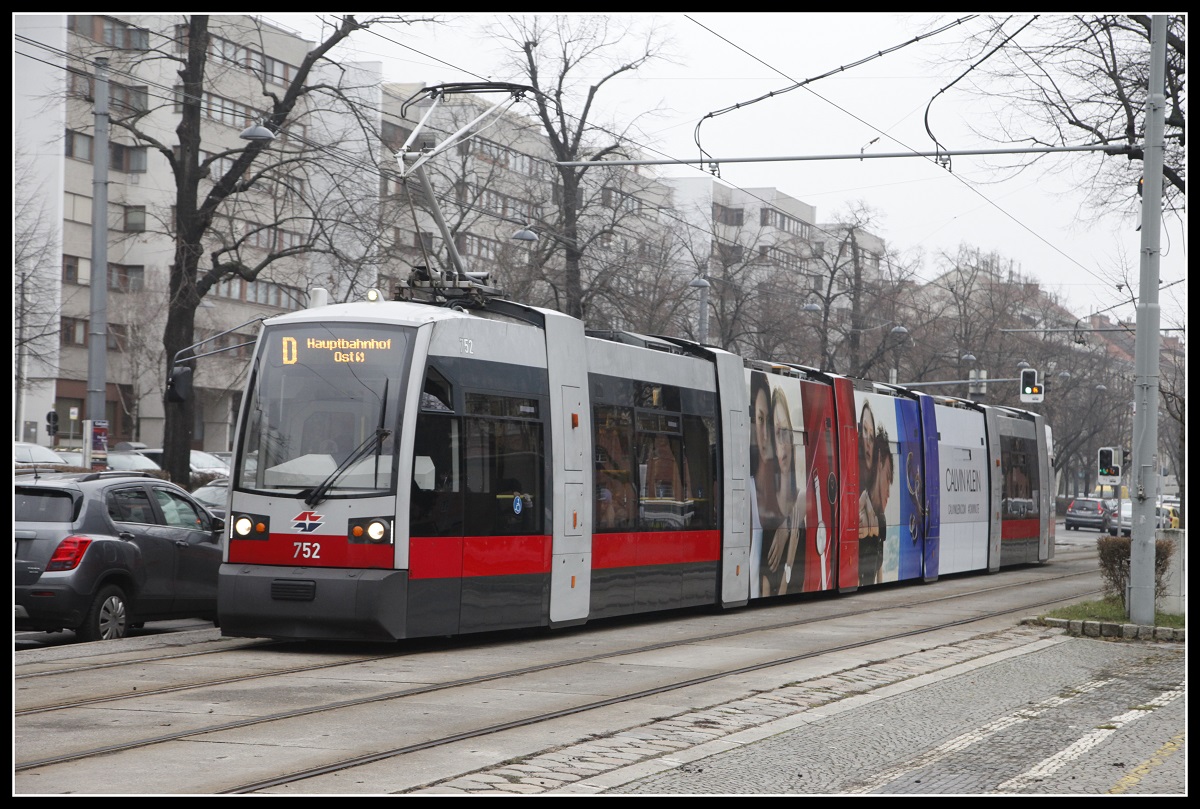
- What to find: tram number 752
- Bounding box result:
[293,542,321,559]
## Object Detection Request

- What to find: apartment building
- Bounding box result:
[14,14,379,451]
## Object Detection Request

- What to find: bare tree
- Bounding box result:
[939,14,1185,223]
[1157,316,1185,524]
[14,138,63,437]
[801,204,918,378]
[668,198,782,356]
[488,15,670,322]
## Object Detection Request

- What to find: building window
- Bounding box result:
[65,130,146,172]
[64,193,92,224]
[456,232,501,263]
[67,74,148,113]
[713,204,744,227]
[124,206,146,232]
[216,276,246,301]
[65,129,94,161]
[243,221,303,251]
[107,323,127,351]
[715,241,744,264]
[61,317,88,347]
[68,15,149,50]
[107,264,145,292]
[760,207,811,239]
[63,255,82,284]
[246,280,303,311]
[602,187,644,216]
[111,84,149,114]
[261,56,293,85]
[758,245,803,271]
[111,142,147,172]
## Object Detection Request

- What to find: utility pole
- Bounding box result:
[86,57,110,438]
[1128,16,1166,626]
[688,277,710,344]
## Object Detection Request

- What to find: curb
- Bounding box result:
[1025,616,1185,642]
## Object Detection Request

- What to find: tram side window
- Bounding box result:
[421,368,453,412]
[462,415,545,537]
[635,412,689,531]
[681,414,717,531]
[1000,434,1039,518]
[594,405,636,532]
[410,413,462,537]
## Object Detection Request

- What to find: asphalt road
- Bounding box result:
[14,618,219,651]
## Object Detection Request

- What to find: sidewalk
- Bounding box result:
[411,622,1185,795]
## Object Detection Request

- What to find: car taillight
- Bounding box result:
[45,536,93,571]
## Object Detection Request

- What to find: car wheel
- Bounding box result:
[77,584,129,642]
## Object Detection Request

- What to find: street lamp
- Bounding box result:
[512,225,538,242]
[688,277,711,344]
[239,122,276,142]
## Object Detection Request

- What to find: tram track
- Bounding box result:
[16,553,1096,716]
[15,557,1102,793]
[228,588,1102,795]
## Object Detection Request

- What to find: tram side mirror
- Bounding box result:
[166,366,193,403]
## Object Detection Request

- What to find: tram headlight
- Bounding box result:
[232,513,269,539]
[349,516,392,544]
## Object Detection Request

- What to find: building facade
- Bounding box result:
[14,15,379,452]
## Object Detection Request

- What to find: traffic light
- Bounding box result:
[1019,368,1043,403]
[46,409,59,436]
[1097,447,1121,481]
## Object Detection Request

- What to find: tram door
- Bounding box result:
[408,367,549,636]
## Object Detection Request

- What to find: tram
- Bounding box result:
[187,82,1053,643]
[203,287,1054,642]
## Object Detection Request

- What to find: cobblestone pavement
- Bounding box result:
[407,624,1185,795]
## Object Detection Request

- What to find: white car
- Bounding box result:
[1108,503,1172,536]
[14,442,67,467]
[135,448,229,475]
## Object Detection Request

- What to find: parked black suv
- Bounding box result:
[1065,497,1108,531]
[15,470,224,641]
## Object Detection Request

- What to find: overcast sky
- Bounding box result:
[272,12,1186,330]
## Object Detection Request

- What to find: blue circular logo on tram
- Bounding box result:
[513,496,522,515]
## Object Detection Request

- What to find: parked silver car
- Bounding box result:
[1065,497,1108,531]
[135,448,229,476]
[15,470,223,641]
[106,450,164,472]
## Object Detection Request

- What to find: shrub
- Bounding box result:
[1096,535,1176,609]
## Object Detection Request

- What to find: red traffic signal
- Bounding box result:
[1097,447,1121,478]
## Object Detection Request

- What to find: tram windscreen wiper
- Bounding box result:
[302,428,392,507]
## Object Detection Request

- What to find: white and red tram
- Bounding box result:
[213,291,1054,642]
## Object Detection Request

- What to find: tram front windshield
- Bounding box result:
[236,322,413,495]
